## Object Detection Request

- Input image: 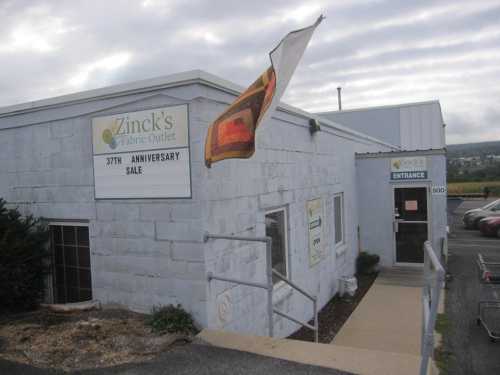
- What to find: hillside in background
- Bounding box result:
[447,140,500,182]
[447,140,500,158]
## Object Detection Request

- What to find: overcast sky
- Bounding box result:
[1,0,500,144]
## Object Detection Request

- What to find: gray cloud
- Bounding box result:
[1,0,499,145]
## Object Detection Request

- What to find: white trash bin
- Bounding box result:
[340,276,358,297]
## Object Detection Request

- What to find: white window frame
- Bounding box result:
[334,193,345,248]
[265,206,289,288]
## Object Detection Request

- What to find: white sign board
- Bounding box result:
[431,185,447,195]
[92,105,191,199]
[307,198,323,267]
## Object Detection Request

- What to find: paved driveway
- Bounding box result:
[445,199,500,375]
[0,342,353,375]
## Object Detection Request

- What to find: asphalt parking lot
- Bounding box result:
[0,341,353,375]
[445,198,500,375]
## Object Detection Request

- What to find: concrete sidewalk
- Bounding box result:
[199,330,421,375]
[199,268,439,375]
[332,268,423,356]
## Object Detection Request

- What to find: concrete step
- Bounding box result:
[376,267,424,287]
[198,329,424,375]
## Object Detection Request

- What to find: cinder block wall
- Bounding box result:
[0,79,394,337]
[198,87,393,337]
[0,85,209,326]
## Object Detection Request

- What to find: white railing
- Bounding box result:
[204,232,318,342]
[420,240,445,375]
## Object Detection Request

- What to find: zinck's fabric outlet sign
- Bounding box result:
[390,156,428,181]
[91,105,191,199]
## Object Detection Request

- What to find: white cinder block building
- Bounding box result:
[0,71,446,337]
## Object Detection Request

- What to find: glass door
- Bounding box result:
[394,187,428,264]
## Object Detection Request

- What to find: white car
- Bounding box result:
[463,199,500,229]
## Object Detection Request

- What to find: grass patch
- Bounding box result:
[434,313,455,375]
[435,313,451,335]
[448,181,500,196]
[434,346,455,375]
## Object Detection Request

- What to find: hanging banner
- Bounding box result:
[204,16,323,167]
[307,198,323,267]
[92,104,191,199]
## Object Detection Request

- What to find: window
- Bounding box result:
[50,224,92,303]
[265,208,288,285]
[334,193,344,246]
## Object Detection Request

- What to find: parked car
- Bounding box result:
[463,199,500,229]
[479,217,500,238]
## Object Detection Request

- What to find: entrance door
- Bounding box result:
[394,187,428,264]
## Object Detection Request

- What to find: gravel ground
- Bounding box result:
[0,309,184,371]
[444,198,500,375]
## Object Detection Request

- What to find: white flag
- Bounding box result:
[262,15,324,126]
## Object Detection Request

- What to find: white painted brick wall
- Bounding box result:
[200,94,391,338]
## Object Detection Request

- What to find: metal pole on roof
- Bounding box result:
[337,87,342,111]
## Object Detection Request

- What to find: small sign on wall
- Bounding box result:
[307,198,323,267]
[431,185,447,195]
[405,200,418,211]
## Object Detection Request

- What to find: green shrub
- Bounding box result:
[0,198,50,313]
[147,304,196,334]
[356,251,380,275]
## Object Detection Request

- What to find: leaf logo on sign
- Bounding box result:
[102,128,117,149]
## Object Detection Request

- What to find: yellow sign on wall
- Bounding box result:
[307,198,323,267]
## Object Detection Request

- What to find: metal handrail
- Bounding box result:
[420,240,445,375]
[274,308,315,330]
[478,253,500,266]
[204,232,319,342]
[273,269,318,342]
[425,241,445,274]
[273,269,316,302]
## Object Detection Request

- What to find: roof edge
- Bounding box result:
[0,70,247,117]
[0,69,399,151]
[317,100,441,115]
[355,148,445,159]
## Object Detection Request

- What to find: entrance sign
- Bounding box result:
[92,105,191,199]
[307,198,323,267]
[390,157,427,181]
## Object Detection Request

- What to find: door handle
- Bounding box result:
[394,219,403,233]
